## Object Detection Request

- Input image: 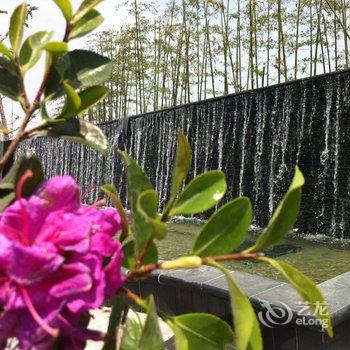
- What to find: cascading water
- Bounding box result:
[16,71,350,238]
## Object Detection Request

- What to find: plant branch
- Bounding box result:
[0,22,72,170]
[127,252,263,280]
[121,287,148,310]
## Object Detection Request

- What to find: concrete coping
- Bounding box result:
[126,265,350,333]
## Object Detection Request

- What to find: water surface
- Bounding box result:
[157,222,350,284]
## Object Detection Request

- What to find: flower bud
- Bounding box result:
[161,256,202,270]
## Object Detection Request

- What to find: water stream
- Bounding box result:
[17,71,350,238]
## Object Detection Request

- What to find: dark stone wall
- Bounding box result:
[16,70,350,238]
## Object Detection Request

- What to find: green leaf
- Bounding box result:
[169,170,226,216]
[118,151,153,212]
[9,3,27,53]
[33,118,107,154]
[247,167,305,252]
[19,31,53,71]
[0,42,12,58]
[77,85,108,115]
[168,313,234,350]
[192,197,252,256]
[138,190,167,240]
[133,211,153,254]
[259,257,333,337]
[211,262,262,350]
[0,156,44,211]
[122,240,158,269]
[73,0,103,22]
[169,131,191,202]
[44,41,68,54]
[138,296,165,350]
[53,0,73,20]
[61,80,82,118]
[102,294,125,350]
[69,9,104,40]
[45,50,112,98]
[119,310,143,350]
[0,57,20,100]
[101,183,129,235]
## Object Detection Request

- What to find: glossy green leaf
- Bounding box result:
[0,42,12,58]
[62,80,82,118]
[118,151,153,212]
[211,262,262,350]
[192,197,252,257]
[122,240,158,269]
[259,257,333,337]
[247,167,305,252]
[34,118,107,154]
[102,294,124,350]
[77,85,108,115]
[44,41,68,54]
[169,131,191,201]
[73,0,103,22]
[45,50,112,98]
[0,156,44,211]
[19,31,53,71]
[53,0,73,20]
[0,57,20,100]
[138,296,164,350]
[168,313,234,350]
[101,183,129,235]
[9,3,27,53]
[138,190,167,240]
[119,310,143,350]
[133,211,153,255]
[169,170,226,216]
[69,9,104,40]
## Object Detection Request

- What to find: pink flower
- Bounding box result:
[0,175,125,349]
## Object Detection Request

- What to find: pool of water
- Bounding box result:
[157,222,350,284]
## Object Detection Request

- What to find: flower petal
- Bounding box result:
[9,244,63,285]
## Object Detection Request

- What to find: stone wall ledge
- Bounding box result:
[125,267,350,350]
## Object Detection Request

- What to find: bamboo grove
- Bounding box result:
[84,0,350,122]
[2,1,350,124]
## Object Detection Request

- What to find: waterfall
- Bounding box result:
[16,71,350,239]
